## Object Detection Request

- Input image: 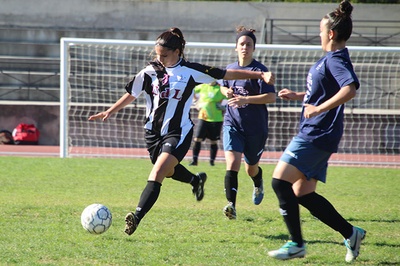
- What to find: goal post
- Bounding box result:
[60,37,400,167]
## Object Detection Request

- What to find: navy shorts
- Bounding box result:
[279,136,332,183]
[145,128,193,164]
[223,125,267,165]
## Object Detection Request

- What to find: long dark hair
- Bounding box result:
[155,27,186,59]
[324,0,354,42]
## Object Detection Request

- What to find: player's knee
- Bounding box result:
[271,178,292,195]
[246,165,259,177]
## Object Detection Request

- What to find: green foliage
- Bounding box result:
[0,157,399,265]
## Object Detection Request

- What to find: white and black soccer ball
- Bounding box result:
[81,203,112,234]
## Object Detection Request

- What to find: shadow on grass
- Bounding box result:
[261,234,343,246]
[375,242,400,248]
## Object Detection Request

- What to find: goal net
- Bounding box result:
[60,38,400,167]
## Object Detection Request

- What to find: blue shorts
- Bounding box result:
[223,125,267,165]
[280,136,332,183]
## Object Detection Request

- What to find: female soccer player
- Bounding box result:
[88,27,274,235]
[268,1,366,262]
[220,26,276,220]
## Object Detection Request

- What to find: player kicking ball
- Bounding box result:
[89,27,274,235]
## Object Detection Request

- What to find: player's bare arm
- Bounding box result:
[220,86,234,99]
[224,69,275,85]
[303,84,357,118]
[228,92,276,108]
[278,89,305,101]
[88,92,136,121]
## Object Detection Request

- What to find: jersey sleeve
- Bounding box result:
[125,66,153,98]
[327,56,360,90]
[184,61,226,84]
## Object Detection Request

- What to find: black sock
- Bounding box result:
[210,144,218,162]
[170,164,197,186]
[192,141,201,163]
[135,181,161,221]
[271,178,303,247]
[298,192,353,239]
[251,167,263,187]
[224,170,238,206]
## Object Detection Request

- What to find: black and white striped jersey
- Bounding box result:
[126,59,226,136]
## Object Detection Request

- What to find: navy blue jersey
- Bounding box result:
[126,59,226,136]
[298,48,359,153]
[222,59,275,135]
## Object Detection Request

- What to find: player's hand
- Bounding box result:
[227,95,246,108]
[88,112,110,121]
[303,104,321,118]
[225,87,234,99]
[278,89,296,100]
[261,71,275,85]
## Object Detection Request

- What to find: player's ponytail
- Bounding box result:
[324,0,353,42]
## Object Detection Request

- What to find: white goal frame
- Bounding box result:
[60,37,400,167]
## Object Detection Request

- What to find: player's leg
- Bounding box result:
[125,128,206,235]
[190,119,207,166]
[268,137,310,259]
[245,163,263,205]
[170,163,207,201]
[269,162,305,255]
[189,140,201,166]
[166,128,207,201]
[125,151,177,235]
[269,136,330,259]
[243,132,267,205]
[297,181,366,263]
[222,125,243,219]
[223,150,241,220]
[208,121,222,166]
[209,140,218,166]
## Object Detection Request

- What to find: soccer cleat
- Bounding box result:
[223,202,236,220]
[252,179,264,205]
[209,160,215,166]
[344,226,367,263]
[189,161,198,166]
[192,172,207,201]
[124,212,139,236]
[268,241,306,260]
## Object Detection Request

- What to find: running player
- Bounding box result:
[220,26,276,220]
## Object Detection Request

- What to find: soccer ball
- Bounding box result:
[81,203,112,234]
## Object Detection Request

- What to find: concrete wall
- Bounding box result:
[0,103,59,145]
[1,1,399,43]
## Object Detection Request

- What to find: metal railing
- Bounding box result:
[263,19,400,46]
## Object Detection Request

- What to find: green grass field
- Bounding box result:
[0,157,399,265]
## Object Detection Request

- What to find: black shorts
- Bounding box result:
[145,128,193,164]
[194,119,222,141]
